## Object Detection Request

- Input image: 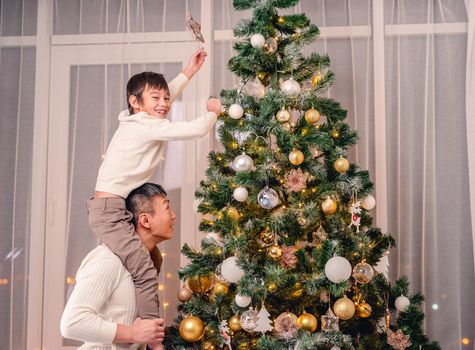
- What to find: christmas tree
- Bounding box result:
[165,1,441,349]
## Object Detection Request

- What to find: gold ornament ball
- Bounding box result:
[321,197,337,215]
[312,73,322,86]
[226,206,240,220]
[212,281,229,295]
[357,302,372,318]
[334,157,350,174]
[257,71,268,82]
[258,228,275,247]
[278,16,285,24]
[296,312,318,332]
[267,282,277,293]
[282,122,292,131]
[204,323,218,339]
[201,341,215,350]
[188,275,212,293]
[289,150,304,165]
[333,297,356,320]
[229,315,242,331]
[297,216,307,226]
[268,245,282,259]
[177,287,192,302]
[291,282,304,298]
[179,316,205,342]
[304,108,320,124]
[331,130,340,138]
[276,108,291,123]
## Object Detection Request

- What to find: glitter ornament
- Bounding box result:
[296,312,318,332]
[319,290,330,303]
[257,187,279,209]
[177,286,192,302]
[352,261,375,284]
[333,296,356,320]
[281,78,301,98]
[282,122,292,131]
[331,130,340,138]
[321,196,337,215]
[264,37,278,53]
[274,312,298,340]
[334,157,350,173]
[356,302,372,318]
[214,263,224,281]
[312,72,323,86]
[211,281,229,297]
[304,108,320,124]
[188,275,212,293]
[233,154,254,172]
[228,103,244,119]
[325,256,352,283]
[235,293,252,307]
[267,282,277,293]
[276,108,291,122]
[257,228,276,247]
[361,195,376,210]
[240,307,259,332]
[221,256,244,283]
[250,33,265,48]
[281,246,297,268]
[395,295,410,312]
[179,316,205,342]
[387,329,412,350]
[284,168,308,192]
[228,315,242,331]
[225,206,239,220]
[297,215,307,226]
[288,150,304,165]
[201,341,215,350]
[321,308,339,331]
[233,186,248,202]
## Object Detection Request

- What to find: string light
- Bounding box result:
[161,253,167,258]
[158,284,165,291]
[66,277,75,285]
[163,302,169,309]
[0,278,8,285]
[166,272,172,279]
[462,338,470,345]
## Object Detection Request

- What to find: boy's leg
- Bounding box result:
[87,197,159,319]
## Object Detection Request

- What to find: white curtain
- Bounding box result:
[0,1,474,349]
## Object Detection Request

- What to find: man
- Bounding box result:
[61,183,176,350]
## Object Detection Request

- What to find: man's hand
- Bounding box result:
[182,48,207,79]
[130,318,164,344]
[207,98,222,116]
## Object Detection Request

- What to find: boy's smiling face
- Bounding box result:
[129,84,171,119]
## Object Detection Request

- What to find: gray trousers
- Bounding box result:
[86,197,162,319]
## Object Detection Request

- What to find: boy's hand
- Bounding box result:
[207,98,222,116]
[182,48,207,79]
[130,318,164,344]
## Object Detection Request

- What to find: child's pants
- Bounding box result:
[86,197,162,319]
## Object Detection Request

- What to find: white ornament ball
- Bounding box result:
[257,187,279,209]
[233,187,249,202]
[324,256,352,283]
[250,33,265,48]
[281,78,301,98]
[233,154,254,172]
[221,256,245,283]
[235,294,252,307]
[395,295,410,312]
[361,195,376,210]
[228,103,244,119]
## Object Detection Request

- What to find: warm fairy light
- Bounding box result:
[166,272,172,279]
[158,284,165,291]
[217,156,222,161]
[160,156,165,160]
[101,154,106,159]
[66,277,75,285]
[311,188,317,192]
[163,302,169,309]
[301,189,306,193]
[462,338,470,345]
[432,304,439,310]
[161,253,167,258]
[0,278,8,285]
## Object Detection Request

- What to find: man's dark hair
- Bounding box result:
[126,71,169,114]
[126,183,167,225]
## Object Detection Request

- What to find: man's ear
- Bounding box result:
[137,212,151,229]
[129,95,140,111]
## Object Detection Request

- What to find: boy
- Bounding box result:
[87,49,220,349]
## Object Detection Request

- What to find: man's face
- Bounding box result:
[148,195,176,241]
[133,85,171,118]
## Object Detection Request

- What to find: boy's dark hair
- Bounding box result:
[126,183,167,225]
[126,71,169,114]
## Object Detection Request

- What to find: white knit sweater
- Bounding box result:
[95,73,217,197]
[60,245,145,350]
